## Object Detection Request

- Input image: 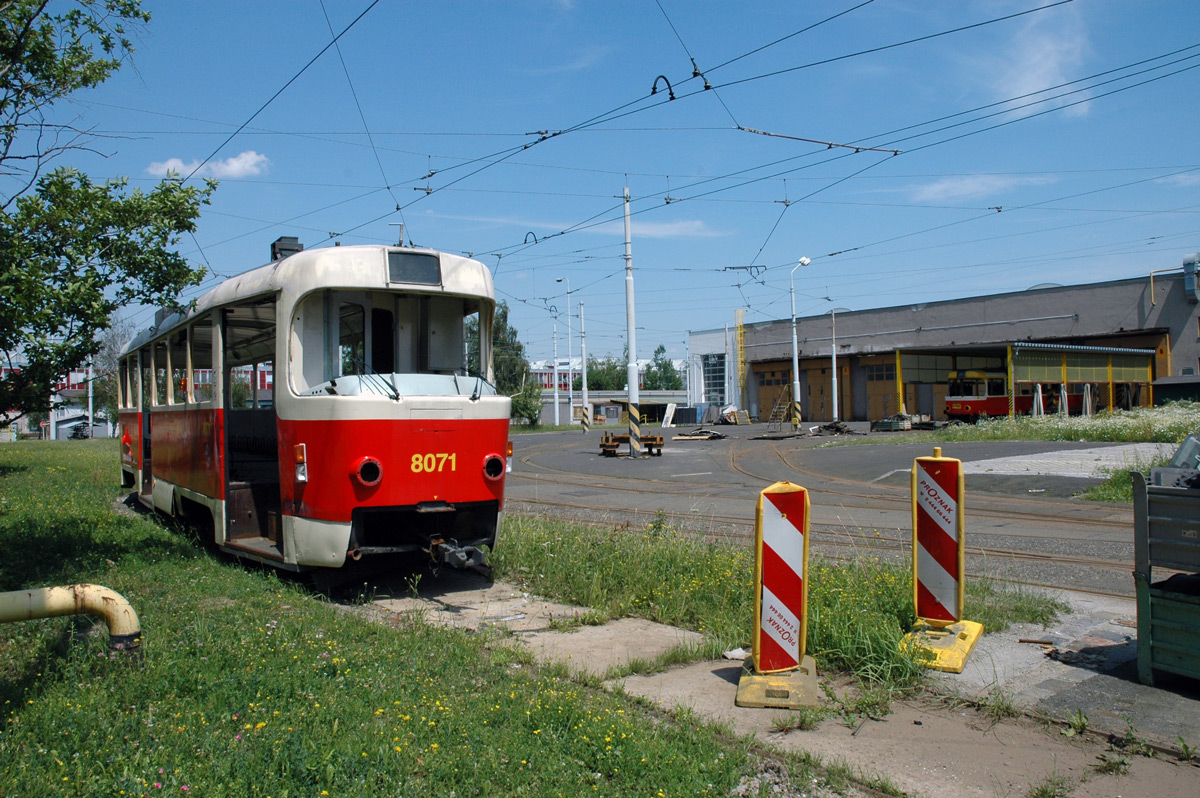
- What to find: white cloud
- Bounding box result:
[911,174,1055,203]
[972,5,1090,119]
[146,150,270,179]
[518,45,609,77]
[427,211,722,240]
[592,218,723,239]
[1158,173,1200,188]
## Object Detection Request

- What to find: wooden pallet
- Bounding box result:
[600,433,665,456]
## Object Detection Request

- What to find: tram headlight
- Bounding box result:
[483,453,505,482]
[352,456,383,488]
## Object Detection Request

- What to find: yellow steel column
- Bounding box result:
[1007,346,1015,417]
[1107,355,1114,411]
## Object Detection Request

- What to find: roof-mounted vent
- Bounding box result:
[271,236,303,261]
[1184,253,1200,305]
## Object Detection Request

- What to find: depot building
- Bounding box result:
[686,253,1200,423]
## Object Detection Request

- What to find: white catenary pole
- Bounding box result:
[623,186,641,456]
[557,277,573,422]
[580,301,590,433]
[830,308,839,423]
[552,321,560,426]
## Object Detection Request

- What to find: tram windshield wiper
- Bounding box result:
[350,356,400,401]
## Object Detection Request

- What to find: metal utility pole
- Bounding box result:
[552,321,560,426]
[623,186,641,457]
[830,308,839,422]
[790,257,810,430]
[580,301,590,434]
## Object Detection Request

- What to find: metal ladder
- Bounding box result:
[766,387,793,433]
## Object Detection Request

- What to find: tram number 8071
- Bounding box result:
[412,452,457,473]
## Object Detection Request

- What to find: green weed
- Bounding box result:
[769,706,831,733]
[979,688,1020,723]
[1027,769,1074,798]
[1062,708,1089,738]
[1092,752,1131,776]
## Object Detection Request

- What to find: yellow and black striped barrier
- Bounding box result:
[628,402,642,457]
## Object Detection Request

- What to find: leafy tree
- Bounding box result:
[0,1,216,422]
[574,354,627,391]
[643,344,682,390]
[509,373,544,426]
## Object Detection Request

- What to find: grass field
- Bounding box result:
[0,437,1066,796]
[0,440,810,797]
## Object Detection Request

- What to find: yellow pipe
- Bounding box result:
[0,584,142,652]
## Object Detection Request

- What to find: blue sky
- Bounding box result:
[57,0,1200,362]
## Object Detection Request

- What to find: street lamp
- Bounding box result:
[556,277,573,421]
[827,306,851,422]
[789,257,811,430]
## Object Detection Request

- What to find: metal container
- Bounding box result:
[1132,438,1200,686]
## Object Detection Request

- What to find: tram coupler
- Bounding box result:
[429,539,492,578]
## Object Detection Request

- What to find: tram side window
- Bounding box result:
[224,299,277,410]
[140,350,152,411]
[987,378,1005,397]
[153,341,168,406]
[170,330,188,404]
[118,359,131,409]
[190,318,214,403]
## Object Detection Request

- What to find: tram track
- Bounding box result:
[505,496,1133,573]
[511,437,1133,534]
[726,437,1133,531]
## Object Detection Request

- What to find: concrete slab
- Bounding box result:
[522,617,703,676]
[960,442,1176,478]
[372,574,703,677]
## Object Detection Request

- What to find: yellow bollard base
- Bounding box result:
[902,619,984,674]
[735,655,821,709]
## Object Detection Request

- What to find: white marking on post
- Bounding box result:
[762,497,804,582]
[760,584,801,663]
[916,543,958,616]
[917,469,958,540]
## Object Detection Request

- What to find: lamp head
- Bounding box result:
[797,256,811,267]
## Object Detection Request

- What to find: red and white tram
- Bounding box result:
[944,370,1084,422]
[117,242,511,572]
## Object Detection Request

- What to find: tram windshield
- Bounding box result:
[947,374,1006,399]
[947,377,984,398]
[290,290,496,398]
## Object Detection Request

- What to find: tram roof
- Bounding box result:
[121,245,492,354]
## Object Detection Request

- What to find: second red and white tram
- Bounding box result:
[944,370,1084,422]
[117,243,511,572]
